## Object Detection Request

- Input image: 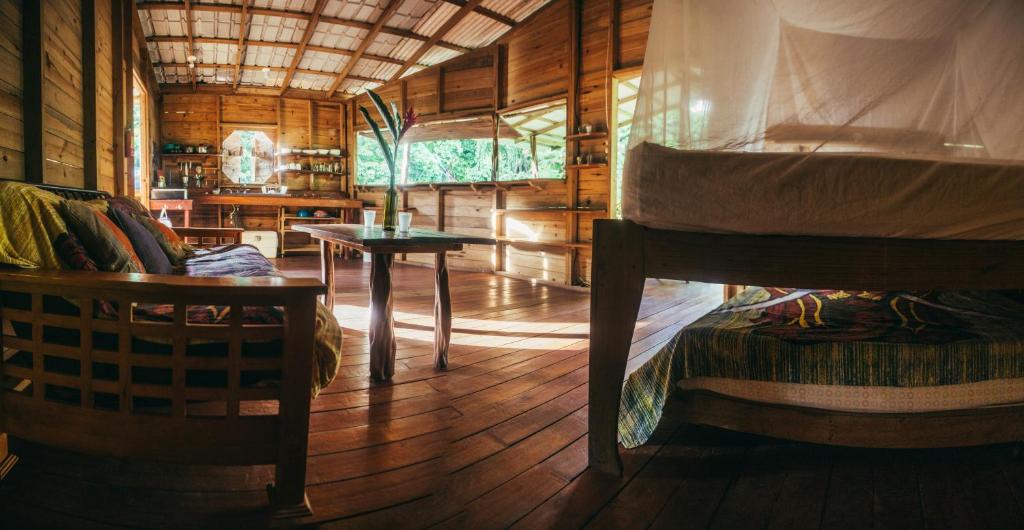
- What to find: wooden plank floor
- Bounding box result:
[3,257,1024,529]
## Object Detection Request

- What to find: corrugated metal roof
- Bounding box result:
[142,0,556,95]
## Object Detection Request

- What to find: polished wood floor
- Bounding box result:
[3,258,1024,529]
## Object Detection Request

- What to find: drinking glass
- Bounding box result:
[363,210,377,228]
[398,212,413,234]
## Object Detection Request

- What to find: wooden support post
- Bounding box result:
[436,189,446,232]
[112,0,134,196]
[22,0,43,183]
[493,187,506,272]
[565,0,582,285]
[82,0,98,190]
[588,219,645,475]
[368,253,396,381]
[268,294,316,519]
[433,252,452,370]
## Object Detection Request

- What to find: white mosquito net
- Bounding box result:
[628,0,1024,158]
[621,0,1024,239]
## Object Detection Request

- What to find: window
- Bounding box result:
[357,117,495,185]
[222,130,275,185]
[498,100,567,181]
[354,103,568,185]
[613,74,641,218]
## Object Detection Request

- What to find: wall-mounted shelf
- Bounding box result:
[275,169,346,176]
[494,207,605,215]
[278,152,346,159]
[496,237,592,249]
[566,132,608,141]
[161,152,220,158]
[566,163,608,170]
[361,206,416,212]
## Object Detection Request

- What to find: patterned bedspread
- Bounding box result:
[134,244,342,396]
[619,287,1024,448]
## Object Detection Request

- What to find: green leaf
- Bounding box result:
[391,102,402,139]
[359,105,396,178]
[367,90,399,146]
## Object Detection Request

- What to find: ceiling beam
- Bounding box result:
[390,0,485,81]
[325,0,403,98]
[304,45,404,66]
[137,2,471,53]
[183,0,196,91]
[149,36,424,69]
[156,62,388,84]
[278,0,330,95]
[445,0,516,26]
[231,0,252,92]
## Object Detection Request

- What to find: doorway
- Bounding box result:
[132,70,149,206]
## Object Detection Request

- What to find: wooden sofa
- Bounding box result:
[0,183,325,520]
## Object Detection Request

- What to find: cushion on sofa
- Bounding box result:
[137,215,193,265]
[107,195,154,219]
[110,207,173,274]
[54,232,99,271]
[0,181,71,269]
[60,200,145,273]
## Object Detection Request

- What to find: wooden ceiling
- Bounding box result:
[138,0,552,99]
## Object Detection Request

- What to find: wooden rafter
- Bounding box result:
[389,0,485,81]
[147,37,411,67]
[278,0,330,95]
[445,0,516,26]
[156,63,387,84]
[231,0,252,91]
[137,2,471,53]
[183,0,196,91]
[325,0,403,98]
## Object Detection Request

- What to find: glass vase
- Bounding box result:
[382,185,399,231]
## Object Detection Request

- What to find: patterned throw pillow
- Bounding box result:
[107,196,154,220]
[53,232,99,271]
[110,207,173,274]
[59,200,145,273]
[137,215,193,266]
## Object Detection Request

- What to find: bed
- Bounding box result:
[588,146,1024,475]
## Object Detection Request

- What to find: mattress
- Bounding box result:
[622,142,1024,240]
[618,287,1024,448]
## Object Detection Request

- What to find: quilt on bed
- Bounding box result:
[619,287,1024,448]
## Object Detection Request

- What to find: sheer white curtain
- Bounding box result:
[628,0,1024,160]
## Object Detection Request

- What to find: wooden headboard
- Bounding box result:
[0,179,111,201]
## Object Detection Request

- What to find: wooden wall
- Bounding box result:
[351,0,653,286]
[0,0,159,194]
[0,1,22,179]
[160,93,347,230]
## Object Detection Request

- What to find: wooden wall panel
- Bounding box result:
[441,54,494,112]
[42,0,85,187]
[312,102,341,150]
[0,0,23,180]
[504,0,569,106]
[160,94,219,146]
[221,95,278,125]
[618,0,653,68]
[279,98,309,149]
[406,73,439,117]
[96,0,115,192]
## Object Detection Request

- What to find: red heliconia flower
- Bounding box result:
[400,107,418,137]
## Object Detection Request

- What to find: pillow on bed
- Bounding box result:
[59,200,145,273]
[137,215,193,265]
[110,207,172,274]
[53,231,99,271]
[107,195,154,220]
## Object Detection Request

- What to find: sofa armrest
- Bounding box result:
[174,227,244,247]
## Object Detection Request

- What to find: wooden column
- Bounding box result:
[368,253,396,381]
[565,0,582,285]
[82,0,98,190]
[22,0,44,183]
[433,252,452,369]
[112,0,134,196]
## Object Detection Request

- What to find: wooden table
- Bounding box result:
[293,224,496,381]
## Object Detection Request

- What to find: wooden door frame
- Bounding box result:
[132,69,150,206]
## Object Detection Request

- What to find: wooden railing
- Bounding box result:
[0,269,325,518]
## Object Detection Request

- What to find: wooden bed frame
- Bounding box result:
[0,183,324,520]
[588,219,1024,475]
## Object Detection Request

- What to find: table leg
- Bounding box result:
[369,253,396,381]
[319,239,336,310]
[433,252,452,370]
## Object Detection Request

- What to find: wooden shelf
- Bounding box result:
[361,207,415,212]
[496,237,592,249]
[277,152,346,159]
[281,216,340,221]
[566,132,608,140]
[275,169,345,175]
[494,207,605,215]
[280,244,321,254]
[161,152,220,158]
[565,163,608,170]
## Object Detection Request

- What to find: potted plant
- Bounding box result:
[359,90,417,231]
